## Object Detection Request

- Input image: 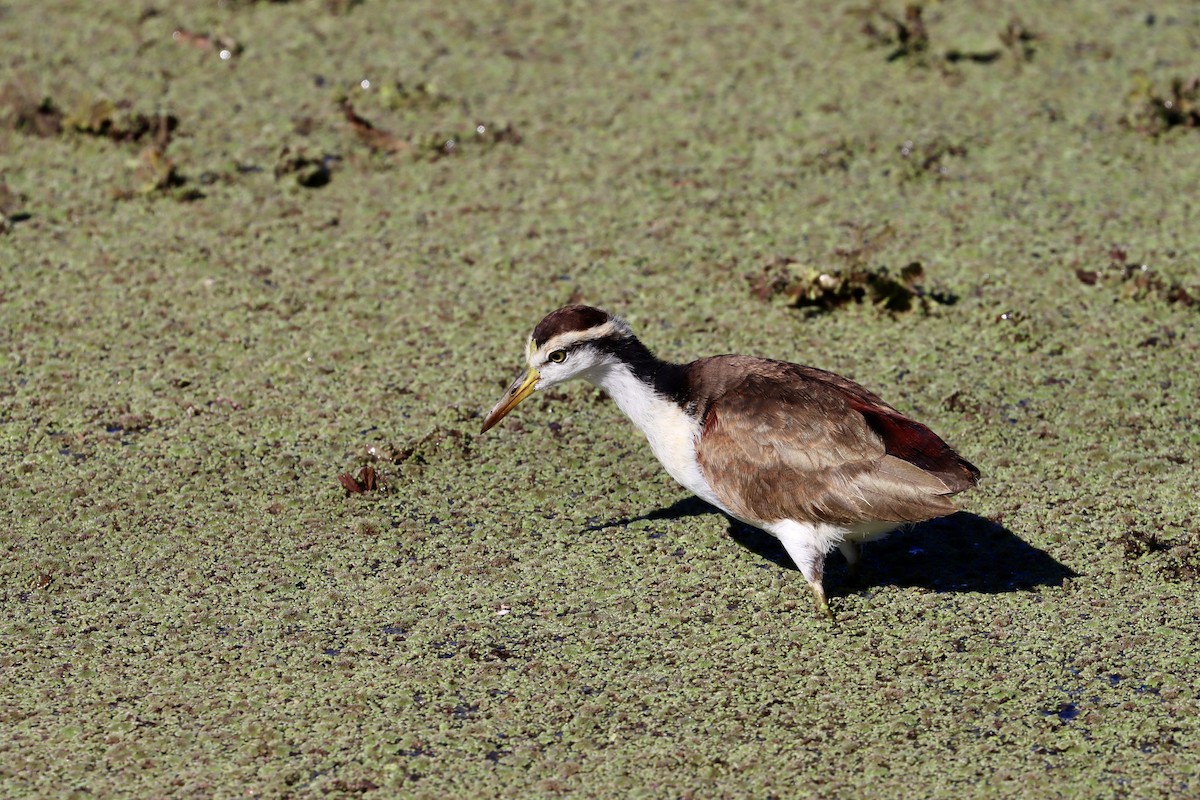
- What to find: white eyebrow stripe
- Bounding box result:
[531,319,631,360]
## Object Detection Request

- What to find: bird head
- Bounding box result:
[480,305,633,433]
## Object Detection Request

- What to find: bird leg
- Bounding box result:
[775,532,832,618]
[808,576,832,619]
[839,541,862,582]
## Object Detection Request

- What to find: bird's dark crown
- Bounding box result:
[532,305,653,372]
[532,305,616,347]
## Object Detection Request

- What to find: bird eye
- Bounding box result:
[548,349,567,363]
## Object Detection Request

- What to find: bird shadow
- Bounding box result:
[585,499,1076,595]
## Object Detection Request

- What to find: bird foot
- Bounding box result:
[810,582,834,620]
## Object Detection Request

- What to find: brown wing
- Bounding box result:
[691,358,979,526]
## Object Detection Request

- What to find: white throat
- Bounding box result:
[584,363,728,512]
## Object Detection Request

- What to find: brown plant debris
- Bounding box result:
[749,257,956,313]
[106,144,199,201]
[942,390,983,416]
[338,465,381,494]
[3,85,177,145]
[1075,247,1196,308]
[897,136,969,180]
[857,4,1037,66]
[1115,522,1199,582]
[340,99,411,154]
[942,48,1001,65]
[835,221,895,267]
[802,138,858,173]
[1124,74,1200,136]
[999,17,1039,62]
[857,3,929,62]
[369,427,473,468]
[274,147,336,188]
[130,147,192,197]
[63,96,178,145]
[1118,527,1163,560]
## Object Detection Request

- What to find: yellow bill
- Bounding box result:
[481,368,540,433]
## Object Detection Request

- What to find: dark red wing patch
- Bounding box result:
[849,400,980,491]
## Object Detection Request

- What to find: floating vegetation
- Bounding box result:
[325,0,365,13]
[412,122,522,161]
[1123,74,1200,136]
[340,97,521,160]
[834,221,896,267]
[171,28,243,61]
[801,137,859,174]
[377,80,451,113]
[1076,247,1196,308]
[2,81,177,148]
[801,135,968,180]
[216,0,361,11]
[941,390,983,417]
[0,181,21,214]
[896,136,969,181]
[0,181,28,233]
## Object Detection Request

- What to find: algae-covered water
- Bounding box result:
[2,1,1198,797]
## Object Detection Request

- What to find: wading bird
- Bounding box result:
[482,305,979,616]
